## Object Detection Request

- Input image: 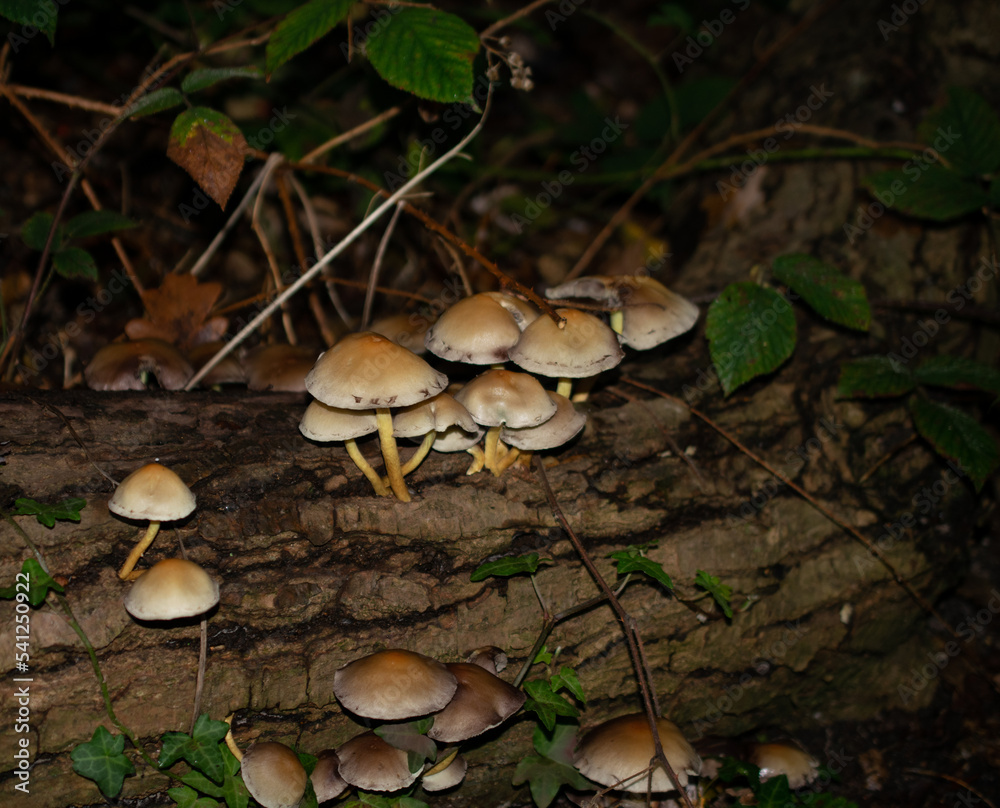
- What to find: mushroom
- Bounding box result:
[424,293,525,366]
[187,341,246,387]
[305,333,447,501]
[85,338,193,390]
[426,662,526,744]
[391,392,478,478]
[574,713,702,794]
[333,648,458,721]
[245,344,319,392]
[299,400,388,497]
[748,741,819,790]
[110,462,196,580]
[496,390,586,473]
[421,751,467,792]
[466,646,509,675]
[240,741,308,808]
[370,311,434,356]
[336,731,419,792]
[311,749,349,803]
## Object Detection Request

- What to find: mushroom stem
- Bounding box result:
[483,426,501,473]
[465,446,485,475]
[224,715,243,762]
[494,446,521,475]
[118,520,161,580]
[609,309,624,335]
[189,617,208,734]
[376,407,411,502]
[345,439,391,497]
[400,432,437,476]
[556,377,573,399]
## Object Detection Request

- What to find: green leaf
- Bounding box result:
[914,355,1000,395]
[0,558,64,605]
[158,715,231,785]
[182,67,262,95]
[532,721,579,763]
[266,0,353,76]
[168,785,221,808]
[176,770,224,798]
[718,756,761,788]
[837,356,916,398]
[512,754,593,808]
[125,87,185,119]
[705,283,797,396]
[910,397,999,492]
[755,774,794,808]
[71,726,135,798]
[608,547,673,591]
[533,645,553,666]
[345,794,428,808]
[863,166,989,221]
[366,8,480,104]
[648,3,694,32]
[13,496,86,528]
[549,666,586,705]
[52,246,99,281]
[167,107,247,209]
[771,254,870,331]
[471,552,542,582]
[695,570,733,618]
[0,0,58,45]
[918,87,1000,177]
[21,211,58,251]
[64,210,138,239]
[523,679,579,731]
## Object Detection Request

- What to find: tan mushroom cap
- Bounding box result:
[421,753,467,792]
[466,646,509,675]
[188,342,246,387]
[430,424,485,453]
[85,338,193,390]
[424,293,523,364]
[392,393,477,439]
[299,400,378,442]
[454,369,557,429]
[482,291,539,330]
[241,741,307,808]
[574,713,702,793]
[306,332,447,409]
[370,311,433,356]
[109,462,196,522]
[311,749,348,803]
[500,391,586,451]
[427,663,526,743]
[336,731,418,792]
[334,649,459,720]
[123,558,219,621]
[749,742,819,790]
[508,308,623,379]
[245,344,319,392]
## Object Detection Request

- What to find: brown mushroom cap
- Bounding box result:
[188,341,246,386]
[336,731,418,792]
[749,742,819,790]
[508,308,623,379]
[424,293,523,364]
[370,311,433,356]
[427,663,526,743]
[109,462,196,522]
[123,558,219,621]
[499,391,586,451]
[241,741,307,808]
[574,713,702,793]
[392,393,477,439]
[85,339,193,390]
[466,646,508,675]
[306,332,447,409]
[482,292,539,330]
[334,649,459,720]
[245,344,318,392]
[310,749,348,803]
[299,400,378,442]
[453,369,557,429]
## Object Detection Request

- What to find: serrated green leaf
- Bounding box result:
[550,666,586,705]
[863,166,989,221]
[1,0,58,45]
[512,754,594,808]
[182,66,262,95]
[695,570,733,618]
[266,0,353,76]
[918,87,1000,177]
[705,283,797,396]
[914,355,1000,395]
[837,356,916,398]
[126,87,185,119]
[910,397,999,492]
[21,211,58,251]
[168,785,221,808]
[366,8,479,104]
[471,552,541,581]
[0,558,64,605]
[772,254,870,331]
[13,496,86,528]
[523,680,579,731]
[158,715,231,785]
[53,246,98,281]
[71,726,135,798]
[64,210,138,239]
[608,547,673,591]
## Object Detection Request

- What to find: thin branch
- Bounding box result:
[301,105,402,164]
[362,203,404,329]
[480,0,553,39]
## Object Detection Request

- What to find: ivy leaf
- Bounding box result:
[168,785,221,808]
[181,66,262,95]
[1,0,58,45]
[755,774,794,808]
[549,666,586,705]
[705,283,797,396]
[918,86,1000,177]
[910,397,999,492]
[266,0,353,77]
[167,107,248,209]
[837,356,915,398]
[53,246,99,281]
[471,552,543,582]
[158,715,231,785]
[533,645,553,666]
[523,679,580,731]
[914,355,1000,395]
[21,211,59,251]
[125,87,185,119]
[64,210,139,239]
[695,570,733,618]
[863,166,989,221]
[13,496,86,528]
[0,558,64,605]
[771,253,870,331]
[176,769,224,799]
[365,8,479,104]
[512,754,593,808]
[608,547,673,591]
[71,726,135,798]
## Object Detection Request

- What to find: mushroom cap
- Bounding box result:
[453,369,557,429]
[370,311,433,356]
[109,462,196,522]
[482,292,539,330]
[749,742,819,790]
[336,731,419,792]
[245,344,319,392]
[311,749,349,803]
[123,558,219,621]
[334,649,459,720]
[508,308,624,379]
[466,646,508,675]
[427,663,526,743]
[429,424,485,453]
[422,753,467,792]
[85,339,193,391]
[299,400,378,442]
[306,332,447,409]
[499,391,586,451]
[241,741,307,808]
[424,294,524,364]
[188,342,247,386]
[574,713,702,793]
[393,393,477,439]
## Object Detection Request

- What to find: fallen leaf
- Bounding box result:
[126,273,227,351]
[166,107,247,208]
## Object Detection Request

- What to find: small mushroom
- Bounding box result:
[392,392,478,478]
[748,741,819,790]
[422,750,467,792]
[336,731,419,792]
[85,338,193,390]
[426,662,526,744]
[245,344,319,392]
[122,558,219,621]
[311,749,349,803]
[496,390,586,473]
[333,648,458,721]
[424,293,524,366]
[241,741,307,808]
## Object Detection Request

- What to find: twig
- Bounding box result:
[904,769,997,808]
[31,398,118,486]
[250,157,298,344]
[362,203,404,329]
[300,105,402,164]
[480,0,553,39]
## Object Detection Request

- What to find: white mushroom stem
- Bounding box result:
[118,521,161,580]
[345,439,391,497]
[556,378,573,398]
[376,407,411,502]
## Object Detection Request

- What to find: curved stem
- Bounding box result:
[465,445,486,475]
[494,446,521,475]
[118,521,161,580]
[400,431,436,476]
[189,618,208,735]
[377,407,410,501]
[345,438,390,497]
[483,426,501,473]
